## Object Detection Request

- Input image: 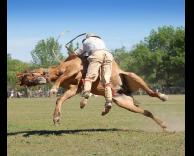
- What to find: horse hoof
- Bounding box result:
[161,122,167,129]
[53,117,60,125]
[160,94,168,101]
[162,127,169,132]
[53,112,61,125]
[50,88,58,97]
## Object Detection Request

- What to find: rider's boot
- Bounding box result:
[80,80,92,109]
[101,84,112,115]
[80,91,90,109]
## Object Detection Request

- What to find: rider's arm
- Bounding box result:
[74,48,83,55]
[74,48,89,57]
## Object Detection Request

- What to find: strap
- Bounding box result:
[65,33,86,46]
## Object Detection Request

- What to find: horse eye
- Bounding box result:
[43,72,49,76]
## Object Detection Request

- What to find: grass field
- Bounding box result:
[7,95,185,156]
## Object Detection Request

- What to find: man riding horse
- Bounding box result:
[17,33,168,129]
[74,33,113,115]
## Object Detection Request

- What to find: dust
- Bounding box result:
[140,113,185,132]
[165,117,185,132]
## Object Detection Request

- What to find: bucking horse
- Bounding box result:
[17,53,168,130]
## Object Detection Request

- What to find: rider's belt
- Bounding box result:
[88,49,108,55]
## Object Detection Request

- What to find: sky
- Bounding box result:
[8,0,185,62]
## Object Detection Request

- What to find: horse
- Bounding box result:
[17,54,168,130]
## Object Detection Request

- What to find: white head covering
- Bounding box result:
[85,33,101,39]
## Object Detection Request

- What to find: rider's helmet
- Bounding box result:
[85,33,101,39]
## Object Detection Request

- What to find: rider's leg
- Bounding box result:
[80,56,102,108]
[101,52,113,115]
[83,60,102,96]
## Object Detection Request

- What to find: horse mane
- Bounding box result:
[50,66,58,69]
[64,54,79,62]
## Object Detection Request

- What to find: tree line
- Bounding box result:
[7,25,185,90]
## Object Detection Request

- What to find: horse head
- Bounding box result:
[16,54,83,87]
[16,68,48,87]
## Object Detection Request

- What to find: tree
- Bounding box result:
[66,42,79,55]
[31,37,64,67]
[129,26,185,87]
[7,54,29,88]
[112,46,132,71]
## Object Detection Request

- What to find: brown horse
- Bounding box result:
[17,54,168,129]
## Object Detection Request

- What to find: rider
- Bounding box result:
[74,33,113,115]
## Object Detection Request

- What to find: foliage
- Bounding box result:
[31,37,64,67]
[8,26,185,88]
[112,46,132,71]
[7,54,29,88]
[66,41,79,55]
[113,26,185,87]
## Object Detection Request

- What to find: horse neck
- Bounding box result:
[44,67,60,82]
[64,54,79,61]
[43,55,83,82]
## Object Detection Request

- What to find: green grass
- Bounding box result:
[7,95,185,156]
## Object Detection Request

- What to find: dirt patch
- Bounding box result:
[165,117,185,132]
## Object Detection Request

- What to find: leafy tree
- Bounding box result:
[66,42,79,55]
[129,26,185,87]
[7,54,29,88]
[112,46,132,71]
[31,37,64,67]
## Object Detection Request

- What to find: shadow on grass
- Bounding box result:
[7,128,146,137]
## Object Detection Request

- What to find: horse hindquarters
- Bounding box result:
[120,72,168,101]
[112,94,167,129]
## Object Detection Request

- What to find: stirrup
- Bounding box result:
[158,93,168,101]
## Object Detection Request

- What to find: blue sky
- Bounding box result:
[8,0,185,62]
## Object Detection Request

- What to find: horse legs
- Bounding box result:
[50,71,82,95]
[145,89,168,102]
[53,84,78,125]
[112,94,167,129]
[126,72,168,101]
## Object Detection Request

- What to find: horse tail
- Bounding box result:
[119,72,155,95]
[119,71,168,101]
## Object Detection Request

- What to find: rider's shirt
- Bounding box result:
[75,37,108,56]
